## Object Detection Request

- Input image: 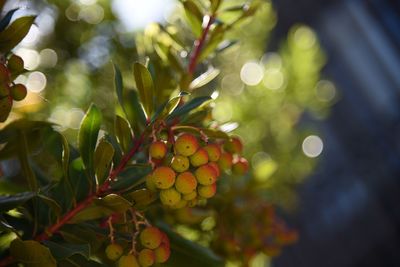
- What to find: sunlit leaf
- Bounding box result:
[69,204,113,223]
[133,62,154,118]
[10,238,57,267]
[94,194,132,213]
[114,115,133,153]
[189,68,220,90]
[123,89,147,134]
[182,0,203,37]
[94,138,114,185]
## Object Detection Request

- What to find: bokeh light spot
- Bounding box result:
[15,48,40,70]
[240,61,264,86]
[302,135,323,158]
[316,80,336,102]
[26,72,47,93]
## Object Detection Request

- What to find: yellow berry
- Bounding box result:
[170,155,189,172]
[194,164,217,185]
[140,227,163,249]
[170,199,187,209]
[145,174,157,192]
[149,141,167,159]
[224,136,243,154]
[138,249,155,267]
[174,134,199,156]
[10,84,27,101]
[154,243,171,263]
[189,148,209,167]
[105,243,124,261]
[218,152,233,171]
[118,254,140,267]
[187,199,198,207]
[160,188,181,206]
[153,166,176,189]
[7,54,24,73]
[232,157,249,175]
[175,172,197,194]
[203,144,221,162]
[198,183,217,198]
[208,162,220,177]
[183,191,197,201]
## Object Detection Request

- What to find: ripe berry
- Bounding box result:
[208,162,220,177]
[0,64,9,83]
[183,190,197,201]
[198,183,217,198]
[10,84,27,101]
[149,141,167,159]
[174,133,199,156]
[190,148,209,167]
[105,243,124,261]
[160,188,181,206]
[160,232,170,247]
[203,144,221,162]
[232,157,249,175]
[170,155,189,172]
[194,164,217,185]
[140,227,163,249]
[7,54,24,73]
[118,254,140,267]
[154,243,171,263]
[224,136,243,154]
[152,166,176,189]
[218,152,233,171]
[175,172,197,194]
[138,248,155,267]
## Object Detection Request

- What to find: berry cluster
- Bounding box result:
[0,54,27,122]
[105,226,170,267]
[146,133,249,208]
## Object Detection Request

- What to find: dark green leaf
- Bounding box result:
[60,254,105,267]
[16,130,38,191]
[43,241,90,260]
[69,204,113,223]
[168,96,212,120]
[0,8,18,32]
[183,0,203,37]
[114,115,133,153]
[94,138,114,185]
[0,191,35,213]
[37,194,62,217]
[0,16,36,52]
[133,62,154,118]
[110,164,152,191]
[151,92,189,123]
[113,64,123,107]
[189,68,220,90]
[94,194,132,212]
[123,89,147,134]
[10,238,57,267]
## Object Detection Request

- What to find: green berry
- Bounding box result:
[170,155,190,172]
[140,227,163,249]
[7,54,24,73]
[174,133,199,156]
[160,188,181,206]
[105,243,124,261]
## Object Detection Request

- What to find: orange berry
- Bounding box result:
[105,243,124,261]
[218,152,233,171]
[175,172,197,194]
[183,190,197,201]
[170,155,189,172]
[10,84,27,101]
[149,141,167,159]
[203,144,221,162]
[7,54,24,73]
[208,162,220,177]
[174,133,199,156]
[140,227,163,249]
[154,243,171,263]
[194,164,217,185]
[232,157,249,175]
[160,188,181,206]
[118,254,140,267]
[224,136,243,154]
[198,183,217,198]
[153,167,176,189]
[189,148,209,167]
[138,248,155,267]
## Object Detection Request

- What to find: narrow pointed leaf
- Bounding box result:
[110,164,152,191]
[94,138,114,185]
[183,0,203,37]
[114,115,133,153]
[168,96,212,120]
[0,16,36,52]
[133,62,154,117]
[94,194,132,212]
[43,241,90,260]
[189,68,220,90]
[0,8,18,32]
[113,64,123,107]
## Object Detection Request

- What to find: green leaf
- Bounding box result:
[10,238,57,267]
[78,104,102,180]
[183,0,203,37]
[94,138,114,185]
[113,64,123,107]
[60,254,105,267]
[189,68,220,90]
[126,189,157,208]
[133,62,154,118]
[110,164,152,192]
[16,129,38,191]
[57,132,76,206]
[0,191,35,213]
[151,92,189,123]
[37,194,62,217]
[114,115,133,153]
[0,16,36,52]
[43,241,90,260]
[168,96,212,120]
[94,194,132,213]
[0,8,18,32]
[123,89,147,134]
[59,225,105,251]
[210,0,222,13]
[172,126,229,140]
[69,204,113,224]
[198,24,225,62]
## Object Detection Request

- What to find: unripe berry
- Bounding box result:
[170,155,189,172]
[138,248,155,267]
[152,166,176,189]
[170,199,187,209]
[218,152,233,171]
[0,83,9,97]
[190,148,209,167]
[118,254,140,267]
[160,188,181,206]
[174,133,199,156]
[175,172,197,194]
[232,157,249,175]
[10,84,27,101]
[149,141,167,159]
[0,96,12,123]
[154,243,171,263]
[145,174,157,191]
[194,164,217,185]
[140,227,163,249]
[0,64,9,83]
[187,199,198,207]
[198,183,217,198]
[7,54,24,73]
[203,144,221,162]
[183,190,197,201]
[208,162,220,177]
[224,136,243,154]
[105,243,124,261]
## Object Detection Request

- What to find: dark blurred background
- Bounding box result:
[271,0,400,266]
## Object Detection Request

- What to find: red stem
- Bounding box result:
[188,15,215,75]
